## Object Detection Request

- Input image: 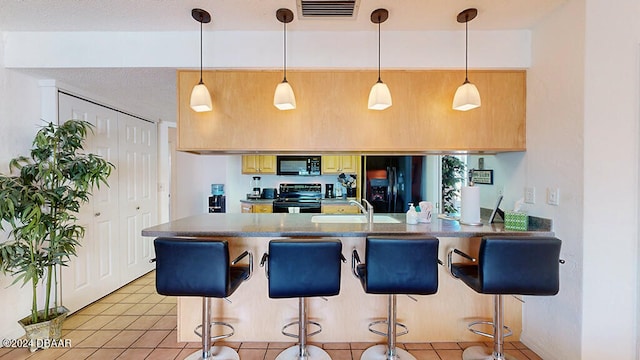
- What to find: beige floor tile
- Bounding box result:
[63,329,97,345]
[136,285,157,294]
[350,342,375,350]
[435,349,464,360]
[115,348,153,359]
[152,315,177,330]
[325,349,352,360]
[22,347,70,359]
[125,315,162,330]
[265,348,282,360]
[103,330,145,348]
[145,347,182,360]
[102,316,140,330]
[407,349,441,360]
[184,342,201,349]
[76,330,120,348]
[101,303,135,316]
[145,303,175,316]
[120,293,150,304]
[512,341,528,350]
[176,348,201,359]
[0,348,32,360]
[76,303,113,316]
[99,292,130,304]
[213,342,241,351]
[458,342,488,350]
[242,342,270,349]
[86,348,125,360]
[114,285,145,294]
[76,315,117,330]
[131,330,171,348]
[351,348,364,360]
[54,348,98,360]
[160,296,177,305]
[0,347,14,356]
[141,293,166,304]
[121,303,155,316]
[431,342,461,350]
[323,342,350,349]
[238,348,267,360]
[157,330,186,349]
[62,314,93,329]
[405,343,434,350]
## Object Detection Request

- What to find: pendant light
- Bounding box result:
[368,8,392,111]
[190,8,213,113]
[274,8,296,110]
[452,8,481,111]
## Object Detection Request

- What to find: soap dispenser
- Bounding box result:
[406,203,418,225]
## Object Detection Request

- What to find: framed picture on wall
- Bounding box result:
[471,169,494,185]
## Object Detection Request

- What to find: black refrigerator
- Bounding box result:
[361,156,426,213]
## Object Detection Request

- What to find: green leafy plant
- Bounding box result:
[0,120,113,324]
[441,155,466,214]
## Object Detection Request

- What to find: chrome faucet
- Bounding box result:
[349,199,374,224]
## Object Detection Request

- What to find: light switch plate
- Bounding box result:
[547,188,560,206]
[524,187,535,204]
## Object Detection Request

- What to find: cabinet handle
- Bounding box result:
[94,212,101,217]
[136,206,140,210]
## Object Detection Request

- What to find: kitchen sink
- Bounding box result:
[311,215,401,224]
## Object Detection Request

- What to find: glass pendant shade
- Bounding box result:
[274,81,296,110]
[452,81,481,111]
[190,82,213,112]
[368,81,392,110]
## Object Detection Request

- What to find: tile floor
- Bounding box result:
[0,271,543,360]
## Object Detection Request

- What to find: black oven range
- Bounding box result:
[272,183,322,213]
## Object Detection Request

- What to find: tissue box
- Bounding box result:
[504,211,528,231]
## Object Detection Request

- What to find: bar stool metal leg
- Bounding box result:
[461,295,517,360]
[361,295,416,360]
[185,298,240,360]
[276,298,331,360]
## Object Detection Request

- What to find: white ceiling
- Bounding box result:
[1,0,567,122]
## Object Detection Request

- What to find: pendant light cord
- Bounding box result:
[199,19,204,85]
[464,17,469,83]
[283,20,288,82]
[377,18,381,83]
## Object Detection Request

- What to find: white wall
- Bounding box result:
[0,40,49,339]
[581,0,639,358]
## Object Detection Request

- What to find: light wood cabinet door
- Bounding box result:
[322,155,359,174]
[242,155,277,174]
[241,204,253,213]
[321,204,361,214]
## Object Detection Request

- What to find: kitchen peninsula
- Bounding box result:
[142,213,552,343]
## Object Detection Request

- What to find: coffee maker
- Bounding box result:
[208,184,226,213]
[325,184,334,198]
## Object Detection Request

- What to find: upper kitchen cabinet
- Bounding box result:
[177,70,526,153]
[322,155,359,174]
[242,155,277,174]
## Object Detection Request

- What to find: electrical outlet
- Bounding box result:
[524,187,535,204]
[547,188,560,206]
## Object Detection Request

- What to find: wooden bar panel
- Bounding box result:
[177,70,526,153]
[176,236,522,342]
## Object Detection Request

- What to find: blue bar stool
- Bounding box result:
[352,236,440,360]
[260,239,344,360]
[154,237,252,360]
[447,236,562,360]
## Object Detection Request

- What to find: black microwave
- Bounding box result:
[277,156,321,176]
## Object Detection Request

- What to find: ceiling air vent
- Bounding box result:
[298,0,360,18]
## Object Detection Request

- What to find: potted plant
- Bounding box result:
[0,120,113,351]
[441,155,466,215]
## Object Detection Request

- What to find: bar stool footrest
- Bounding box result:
[194,322,235,342]
[467,320,512,339]
[281,320,322,339]
[368,320,409,338]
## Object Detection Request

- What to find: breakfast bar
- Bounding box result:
[142,213,553,343]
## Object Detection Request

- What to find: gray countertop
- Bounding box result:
[141,213,553,238]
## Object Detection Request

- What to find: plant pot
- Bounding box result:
[18,306,69,352]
